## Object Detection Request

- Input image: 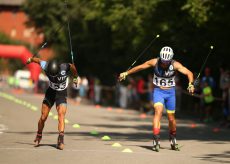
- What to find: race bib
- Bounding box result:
[49,79,68,91]
[153,75,175,87]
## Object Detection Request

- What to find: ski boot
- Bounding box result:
[57,132,64,150]
[34,132,42,147]
[170,135,180,151]
[152,135,160,152]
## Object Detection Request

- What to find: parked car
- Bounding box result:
[14,70,33,89]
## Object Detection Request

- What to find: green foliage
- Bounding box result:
[22,0,230,85]
[181,0,213,26]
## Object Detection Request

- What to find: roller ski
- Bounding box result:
[34,132,42,147]
[152,135,160,152]
[170,135,180,151]
[57,132,64,150]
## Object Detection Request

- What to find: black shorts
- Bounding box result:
[43,87,67,108]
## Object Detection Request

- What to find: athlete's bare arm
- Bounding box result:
[173,61,194,83]
[28,57,42,64]
[119,58,157,81]
[127,58,157,75]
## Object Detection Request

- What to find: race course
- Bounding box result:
[0,88,229,164]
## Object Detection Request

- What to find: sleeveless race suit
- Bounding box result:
[152,58,176,113]
[40,61,71,108]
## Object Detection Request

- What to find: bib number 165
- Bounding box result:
[154,77,174,86]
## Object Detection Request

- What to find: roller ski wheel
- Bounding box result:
[152,135,160,152]
[57,143,64,150]
[170,136,180,151]
[57,134,64,150]
[171,143,180,151]
[34,133,42,147]
[153,144,160,152]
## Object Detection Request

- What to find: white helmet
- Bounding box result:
[160,46,174,61]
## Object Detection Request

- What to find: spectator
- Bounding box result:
[146,74,154,114]
[119,84,128,108]
[136,76,146,112]
[219,64,230,127]
[202,79,214,123]
[94,77,102,104]
[88,76,95,102]
[127,77,138,109]
[201,67,215,89]
[79,76,89,98]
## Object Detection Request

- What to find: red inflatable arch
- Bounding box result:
[0,44,41,83]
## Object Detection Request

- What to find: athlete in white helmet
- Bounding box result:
[119,46,194,152]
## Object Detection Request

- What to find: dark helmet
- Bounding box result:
[47,59,59,76]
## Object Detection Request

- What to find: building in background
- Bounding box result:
[0,0,53,59]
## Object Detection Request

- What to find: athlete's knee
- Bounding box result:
[168,117,175,123]
[40,106,50,122]
[154,106,163,115]
[41,111,49,121]
[57,110,66,118]
[58,113,65,121]
[57,109,65,118]
[40,114,48,122]
[168,113,175,122]
[57,110,66,121]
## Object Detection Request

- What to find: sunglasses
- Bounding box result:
[160,59,171,65]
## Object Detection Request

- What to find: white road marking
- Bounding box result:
[0,124,8,134]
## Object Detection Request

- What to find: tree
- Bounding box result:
[23,0,230,85]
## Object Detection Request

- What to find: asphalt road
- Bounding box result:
[0,88,229,164]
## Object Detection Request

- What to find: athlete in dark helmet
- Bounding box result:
[27,57,79,150]
[47,59,60,76]
[119,46,194,152]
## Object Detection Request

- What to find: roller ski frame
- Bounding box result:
[34,132,42,147]
[152,135,160,152]
[57,133,64,150]
[170,136,180,151]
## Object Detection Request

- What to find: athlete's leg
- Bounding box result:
[55,89,68,150]
[56,103,67,150]
[167,112,176,138]
[152,88,164,133]
[34,87,55,146]
[56,103,67,133]
[165,88,176,137]
[165,88,179,150]
[34,103,51,146]
[152,88,165,151]
[153,104,163,134]
[37,103,51,133]
[167,112,179,150]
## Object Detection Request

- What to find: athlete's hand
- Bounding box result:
[119,72,128,81]
[187,82,195,94]
[73,76,79,87]
[26,57,32,64]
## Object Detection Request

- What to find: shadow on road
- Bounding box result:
[6,120,230,142]
[194,151,230,163]
[16,141,57,148]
